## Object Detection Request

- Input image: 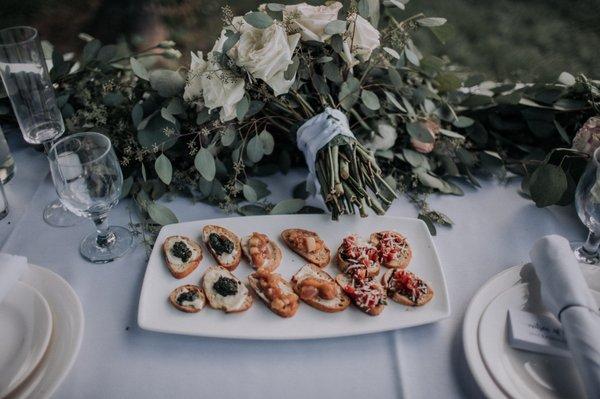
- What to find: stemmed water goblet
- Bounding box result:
[48,132,133,263]
[0,26,82,227]
[573,147,600,264]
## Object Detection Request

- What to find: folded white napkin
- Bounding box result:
[530,235,600,398]
[0,253,27,304]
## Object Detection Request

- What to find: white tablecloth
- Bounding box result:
[0,131,588,398]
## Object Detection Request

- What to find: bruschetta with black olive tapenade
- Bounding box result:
[163,236,203,279]
[202,225,242,271]
[202,266,252,313]
[168,284,206,313]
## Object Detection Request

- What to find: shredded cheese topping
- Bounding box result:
[377,232,410,263]
[344,278,385,309]
[341,235,379,275]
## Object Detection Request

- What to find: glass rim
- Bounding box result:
[49,132,113,166]
[594,148,600,165]
[0,26,39,47]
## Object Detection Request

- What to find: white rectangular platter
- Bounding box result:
[138,214,450,340]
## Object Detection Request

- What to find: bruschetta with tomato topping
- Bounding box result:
[336,235,380,278]
[370,231,412,269]
[381,269,433,306]
[335,274,386,316]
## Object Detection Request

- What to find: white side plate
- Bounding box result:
[138,214,450,340]
[8,264,85,399]
[0,282,52,397]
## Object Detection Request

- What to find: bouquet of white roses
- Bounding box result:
[181,1,445,218]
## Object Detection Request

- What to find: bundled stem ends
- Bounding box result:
[316,135,398,220]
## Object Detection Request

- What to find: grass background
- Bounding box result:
[1,0,598,81]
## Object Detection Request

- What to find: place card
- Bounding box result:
[507,308,571,358]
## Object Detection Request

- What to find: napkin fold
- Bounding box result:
[530,235,600,398]
[0,253,27,304]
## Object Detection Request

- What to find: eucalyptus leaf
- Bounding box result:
[270,199,305,215]
[221,126,236,147]
[383,47,400,59]
[361,89,381,110]
[284,56,299,80]
[243,12,274,29]
[154,154,173,185]
[406,122,434,143]
[452,116,474,128]
[242,184,258,202]
[324,20,347,35]
[247,134,264,163]
[404,48,420,66]
[418,214,437,236]
[529,164,568,207]
[417,17,447,27]
[120,176,133,199]
[266,3,285,11]
[131,103,143,127]
[130,57,149,80]
[236,96,250,121]
[339,77,360,111]
[147,202,178,225]
[194,147,216,181]
[238,204,268,216]
[384,91,406,111]
[160,108,176,125]
[82,39,101,64]
[558,71,576,86]
[246,178,270,199]
[259,130,274,155]
[358,0,370,17]
[137,113,177,150]
[149,69,185,97]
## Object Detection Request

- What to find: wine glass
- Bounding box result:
[0,26,82,227]
[573,147,600,264]
[48,132,133,263]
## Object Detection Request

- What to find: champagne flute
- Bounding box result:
[0,26,82,227]
[48,132,133,263]
[573,147,600,264]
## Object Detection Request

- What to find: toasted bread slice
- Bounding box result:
[281,229,330,267]
[335,274,386,316]
[168,284,206,313]
[291,264,350,313]
[241,233,282,271]
[202,225,242,271]
[202,266,252,313]
[370,231,412,269]
[248,270,299,318]
[162,236,203,279]
[381,269,434,306]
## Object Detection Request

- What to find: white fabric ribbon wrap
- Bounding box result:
[296,108,355,196]
[530,235,600,398]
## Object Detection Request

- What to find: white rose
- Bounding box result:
[183,51,207,107]
[343,14,380,66]
[283,2,343,42]
[183,51,245,122]
[231,22,300,96]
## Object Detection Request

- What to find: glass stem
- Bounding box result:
[582,230,600,254]
[92,213,115,248]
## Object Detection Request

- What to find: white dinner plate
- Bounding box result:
[7,264,85,399]
[0,282,52,398]
[138,214,451,340]
[463,263,600,399]
[479,283,600,398]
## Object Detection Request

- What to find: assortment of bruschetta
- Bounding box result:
[161,225,433,317]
